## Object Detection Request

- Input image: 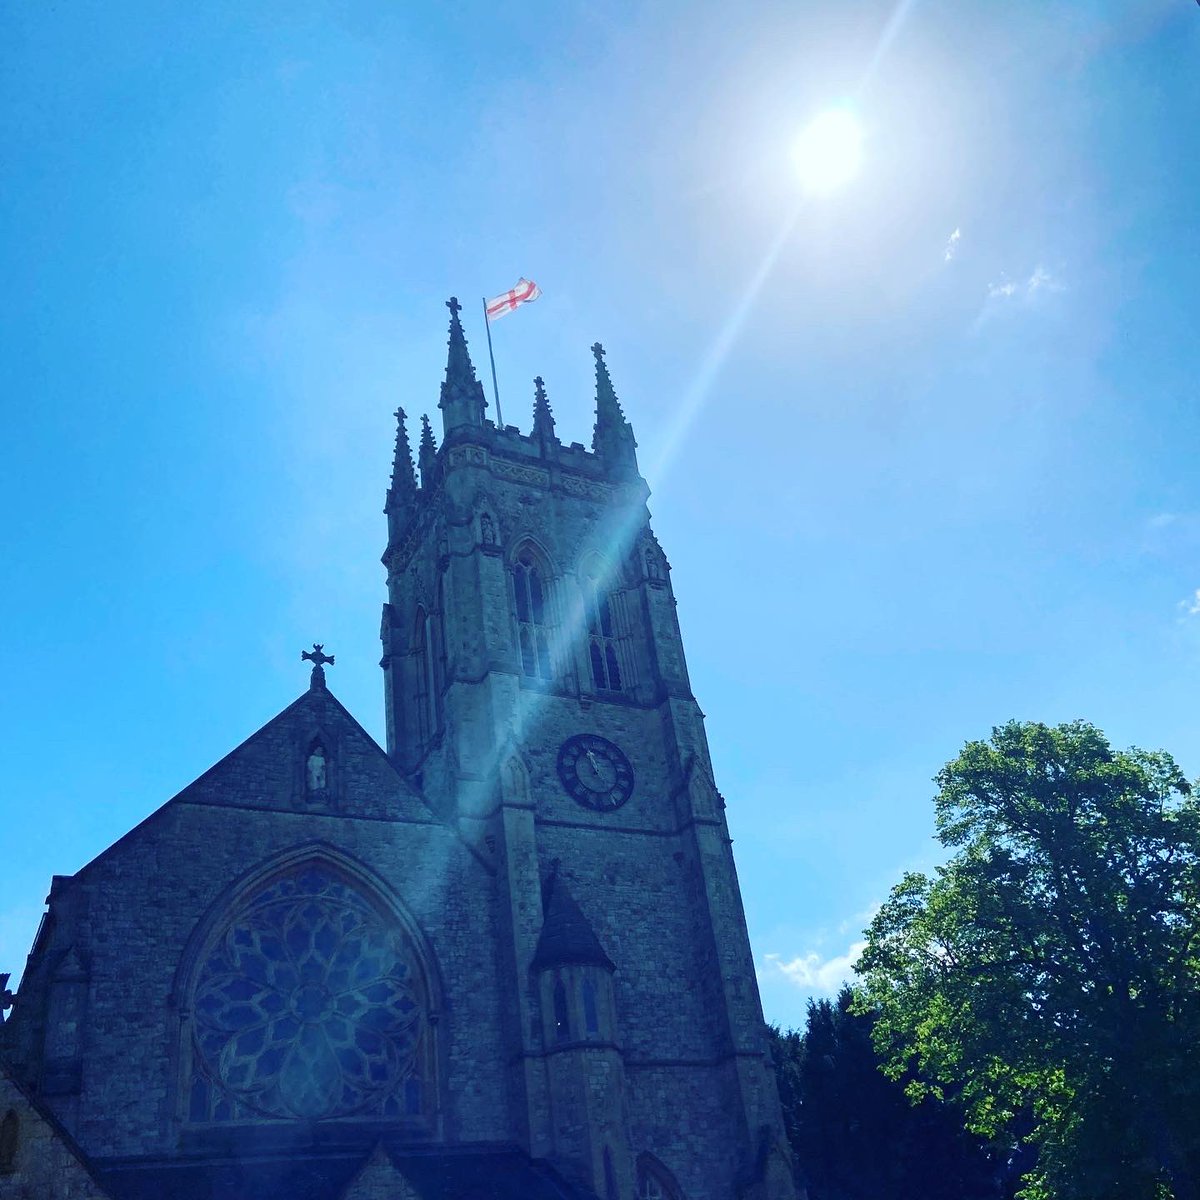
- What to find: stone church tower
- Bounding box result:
[0,302,795,1200]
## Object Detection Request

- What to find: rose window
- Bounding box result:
[189,866,425,1122]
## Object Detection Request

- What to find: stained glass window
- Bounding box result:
[189,866,425,1122]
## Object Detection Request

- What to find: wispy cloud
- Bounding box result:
[987,264,1064,301]
[1181,589,1200,618]
[1142,512,1200,559]
[1027,264,1062,294]
[943,227,961,263]
[762,941,865,995]
[972,263,1066,332]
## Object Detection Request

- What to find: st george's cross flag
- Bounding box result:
[485,278,542,321]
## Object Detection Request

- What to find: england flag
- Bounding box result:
[485,278,542,321]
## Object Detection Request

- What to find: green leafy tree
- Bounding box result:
[768,987,1009,1200]
[855,720,1200,1200]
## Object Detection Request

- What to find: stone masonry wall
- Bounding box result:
[11,688,513,1161]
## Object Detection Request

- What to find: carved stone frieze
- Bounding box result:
[491,459,550,488]
[558,472,613,501]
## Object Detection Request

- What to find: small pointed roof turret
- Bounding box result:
[531,866,615,973]
[590,342,639,476]
[438,296,487,435]
[532,375,557,451]
[418,413,438,488]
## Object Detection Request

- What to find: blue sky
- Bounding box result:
[1,0,1197,1031]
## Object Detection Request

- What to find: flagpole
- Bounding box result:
[482,298,504,427]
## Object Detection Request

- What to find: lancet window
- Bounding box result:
[513,548,554,681]
[553,978,571,1042]
[582,559,624,692]
[582,976,600,1035]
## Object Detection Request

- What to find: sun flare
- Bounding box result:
[793,108,864,195]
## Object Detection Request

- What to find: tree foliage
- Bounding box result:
[768,987,1012,1200]
[855,720,1200,1200]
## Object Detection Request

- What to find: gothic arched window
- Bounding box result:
[582,559,624,692]
[0,1109,17,1175]
[553,977,571,1042]
[187,863,431,1124]
[513,548,554,681]
[637,1154,682,1200]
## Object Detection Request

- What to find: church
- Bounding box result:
[0,301,795,1200]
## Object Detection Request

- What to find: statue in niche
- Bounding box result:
[306,745,328,792]
[645,546,664,581]
[481,512,496,546]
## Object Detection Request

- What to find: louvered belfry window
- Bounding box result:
[514,549,553,681]
[582,561,622,692]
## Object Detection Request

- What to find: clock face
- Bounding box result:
[557,735,635,812]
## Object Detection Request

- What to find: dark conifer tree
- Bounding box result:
[768,987,1019,1200]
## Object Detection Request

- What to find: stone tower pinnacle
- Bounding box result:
[418,413,438,488]
[590,342,638,475]
[438,296,487,435]
[385,407,417,542]
[532,375,557,452]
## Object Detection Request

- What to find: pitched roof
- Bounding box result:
[70,683,435,882]
[531,871,615,973]
[92,1144,586,1200]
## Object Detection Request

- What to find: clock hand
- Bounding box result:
[585,749,601,773]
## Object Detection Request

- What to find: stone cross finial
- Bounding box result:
[301,644,335,690]
[591,342,605,361]
[0,973,13,1024]
[447,296,462,318]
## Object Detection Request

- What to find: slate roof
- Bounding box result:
[94,1144,588,1200]
[530,872,615,973]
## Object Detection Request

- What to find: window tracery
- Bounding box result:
[513,548,554,681]
[188,865,427,1123]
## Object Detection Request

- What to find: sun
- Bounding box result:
[792,108,864,195]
